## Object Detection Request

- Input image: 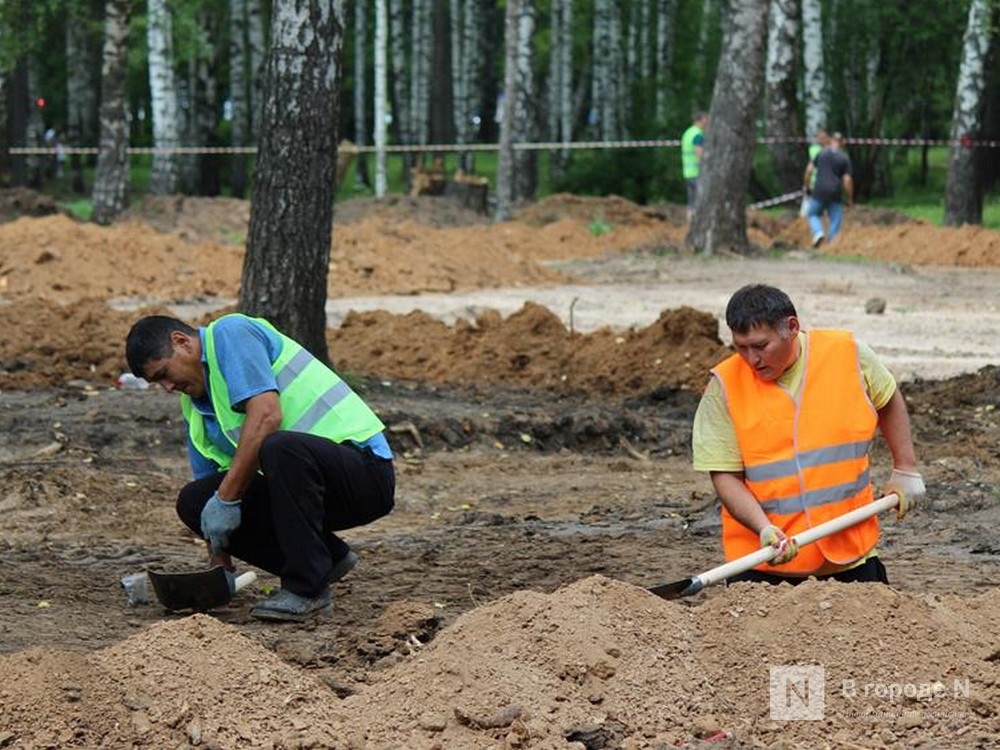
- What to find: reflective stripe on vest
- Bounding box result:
[681,125,703,179]
[714,330,880,574]
[183,314,385,471]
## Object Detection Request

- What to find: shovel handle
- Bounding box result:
[233,571,257,593]
[695,493,900,590]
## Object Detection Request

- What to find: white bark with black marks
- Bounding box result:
[765,0,802,192]
[91,0,131,225]
[148,0,181,194]
[513,0,536,202]
[375,0,388,196]
[801,0,827,137]
[945,0,991,226]
[494,0,518,221]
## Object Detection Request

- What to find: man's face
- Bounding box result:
[141,331,206,398]
[731,318,800,382]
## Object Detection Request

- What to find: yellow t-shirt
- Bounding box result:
[691,332,896,576]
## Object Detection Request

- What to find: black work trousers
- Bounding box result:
[177,431,395,597]
[726,556,890,587]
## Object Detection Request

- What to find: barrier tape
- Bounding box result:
[748,189,804,211]
[8,134,1000,156]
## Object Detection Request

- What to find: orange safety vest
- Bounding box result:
[714,330,880,574]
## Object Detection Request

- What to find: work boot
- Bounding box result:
[251,587,332,622]
[811,233,824,248]
[330,550,359,582]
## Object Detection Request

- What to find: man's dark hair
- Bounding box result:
[125,315,196,375]
[725,284,798,334]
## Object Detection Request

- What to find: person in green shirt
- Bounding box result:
[800,127,829,217]
[681,111,709,222]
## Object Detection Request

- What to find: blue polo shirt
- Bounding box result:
[186,316,392,479]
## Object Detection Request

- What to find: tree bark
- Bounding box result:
[388,0,413,183]
[354,1,370,188]
[229,0,250,198]
[944,0,991,226]
[512,0,536,203]
[494,0,518,221]
[240,0,345,361]
[375,0,388,196]
[247,0,267,138]
[686,0,768,255]
[148,0,181,195]
[765,0,802,193]
[66,0,101,193]
[91,0,131,225]
[801,0,827,138]
[655,0,677,122]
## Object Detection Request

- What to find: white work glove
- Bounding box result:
[759,525,799,565]
[885,469,925,521]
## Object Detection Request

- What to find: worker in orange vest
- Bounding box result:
[691,284,925,584]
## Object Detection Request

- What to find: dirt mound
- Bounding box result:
[3,577,997,748]
[120,194,252,246]
[330,302,730,394]
[335,194,491,227]
[0,187,65,222]
[516,192,676,228]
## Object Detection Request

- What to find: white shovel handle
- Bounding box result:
[696,493,900,589]
[234,571,257,593]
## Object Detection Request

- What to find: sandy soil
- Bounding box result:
[1,189,999,749]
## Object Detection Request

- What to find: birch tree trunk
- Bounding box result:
[229,0,250,197]
[655,0,677,121]
[247,0,267,137]
[451,0,481,171]
[148,0,181,195]
[410,0,431,154]
[354,1,370,187]
[375,0,388,196]
[388,0,412,181]
[765,0,801,193]
[591,0,618,140]
[66,0,100,193]
[513,0,536,203]
[494,0,518,221]
[91,0,131,225]
[547,0,572,180]
[240,0,346,360]
[944,0,991,226]
[686,0,768,255]
[801,0,827,137]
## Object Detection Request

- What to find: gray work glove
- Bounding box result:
[885,469,926,521]
[200,491,242,551]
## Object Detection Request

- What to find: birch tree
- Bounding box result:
[375,0,388,196]
[240,0,346,359]
[513,0,536,202]
[388,0,412,179]
[801,0,827,138]
[547,0,572,179]
[494,0,518,221]
[765,0,801,193]
[354,2,370,188]
[687,0,769,255]
[229,0,250,197]
[655,0,677,121]
[944,0,991,226]
[591,0,618,140]
[148,0,181,194]
[66,0,100,193]
[451,0,481,172]
[247,0,267,137]
[410,0,431,153]
[91,0,131,225]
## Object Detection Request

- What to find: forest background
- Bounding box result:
[2,0,1000,228]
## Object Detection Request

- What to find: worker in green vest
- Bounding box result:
[681,111,709,221]
[125,313,396,622]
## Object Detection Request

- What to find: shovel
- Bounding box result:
[147,566,257,612]
[649,493,900,600]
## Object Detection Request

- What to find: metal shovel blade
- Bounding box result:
[648,576,705,601]
[147,565,232,612]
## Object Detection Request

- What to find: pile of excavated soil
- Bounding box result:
[2,577,997,748]
[0,296,728,396]
[329,301,729,394]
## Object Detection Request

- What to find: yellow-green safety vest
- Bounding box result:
[681,125,704,179]
[181,314,385,471]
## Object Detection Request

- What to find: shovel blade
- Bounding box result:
[648,576,703,600]
[147,566,232,612]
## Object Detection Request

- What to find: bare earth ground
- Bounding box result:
[1,190,999,749]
